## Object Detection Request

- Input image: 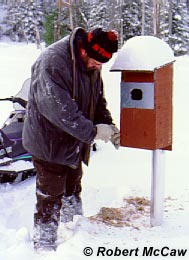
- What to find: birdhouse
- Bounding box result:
[111,36,175,150]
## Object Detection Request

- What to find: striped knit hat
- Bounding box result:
[85,28,118,63]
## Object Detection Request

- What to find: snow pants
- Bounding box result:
[32,156,83,250]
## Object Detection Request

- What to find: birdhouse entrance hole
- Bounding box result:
[131,88,143,100]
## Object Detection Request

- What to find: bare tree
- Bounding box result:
[119,0,123,46]
[168,0,172,36]
[57,0,73,31]
[186,0,189,12]
[141,0,145,35]
[153,0,161,36]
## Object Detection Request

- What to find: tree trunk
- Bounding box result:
[119,0,123,46]
[168,0,172,36]
[141,0,145,35]
[153,0,161,37]
[187,0,189,12]
[69,0,74,30]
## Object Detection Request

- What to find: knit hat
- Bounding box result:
[84,28,118,63]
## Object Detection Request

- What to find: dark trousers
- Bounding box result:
[32,156,83,249]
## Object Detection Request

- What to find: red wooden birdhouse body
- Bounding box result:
[111,36,174,150]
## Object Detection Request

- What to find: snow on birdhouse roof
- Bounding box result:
[110,36,175,71]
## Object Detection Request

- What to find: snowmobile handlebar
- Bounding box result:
[0,97,13,101]
[0,96,27,108]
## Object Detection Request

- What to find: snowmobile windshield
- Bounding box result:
[13,78,31,111]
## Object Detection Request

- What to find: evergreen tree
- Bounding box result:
[43,11,57,46]
[88,1,110,30]
[71,0,91,29]
[169,0,189,55]
[144,0,154,36]
[160,0,189,56]
[43,0,91,46]
[0,0,189,56]
[159,1,172,43]
[87,0,121,44]
[122,0,142,42]
[4,0,44,43]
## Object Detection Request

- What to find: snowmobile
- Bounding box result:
[0,78,36,183]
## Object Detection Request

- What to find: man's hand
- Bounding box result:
[110,124,120,149]
[95,124,114,143]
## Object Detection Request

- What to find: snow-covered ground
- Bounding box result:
[0,41,189,260]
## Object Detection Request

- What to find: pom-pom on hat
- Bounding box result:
[85,28,118,63]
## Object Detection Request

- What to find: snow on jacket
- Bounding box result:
[22,28,113,168]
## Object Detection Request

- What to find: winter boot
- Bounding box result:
[33,221,58,251]
[60,195,83,223]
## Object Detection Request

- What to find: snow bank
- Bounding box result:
[111,36,175,71]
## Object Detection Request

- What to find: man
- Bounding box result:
[23,27,120,251]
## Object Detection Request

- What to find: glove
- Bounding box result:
[110,124,120,149]
[95,124,114,143]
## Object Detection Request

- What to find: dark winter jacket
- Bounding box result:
[22,28,113,168]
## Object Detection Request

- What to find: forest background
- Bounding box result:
[0,0,189,56]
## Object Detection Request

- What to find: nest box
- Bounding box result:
[111,36,175,151]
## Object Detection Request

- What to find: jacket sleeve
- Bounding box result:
[33,60,97,144]
[93,79,113,125]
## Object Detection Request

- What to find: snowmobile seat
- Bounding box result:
[1,122,23,140]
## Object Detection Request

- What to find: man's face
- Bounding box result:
[80,48,103,71]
